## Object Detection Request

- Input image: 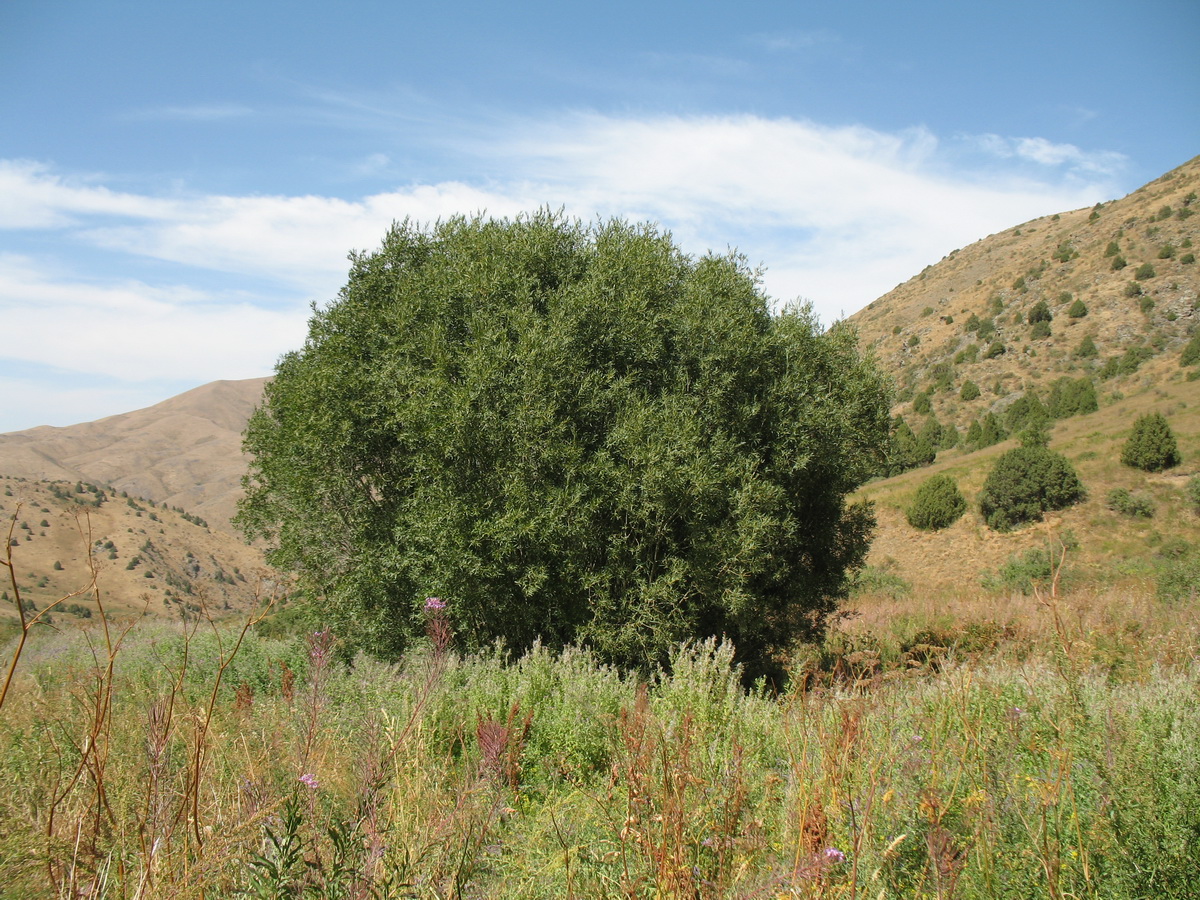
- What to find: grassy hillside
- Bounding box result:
[846,155,1200,604]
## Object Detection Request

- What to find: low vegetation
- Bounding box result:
[2,524,1199,899]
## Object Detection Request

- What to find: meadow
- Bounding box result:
[2,530,1198,900]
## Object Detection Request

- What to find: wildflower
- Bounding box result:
[424,596,446,610]
[298,772,319,790]
[824,847,846,864]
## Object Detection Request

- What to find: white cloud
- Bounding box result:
[0,254,307,384]
[0,113,1129,429]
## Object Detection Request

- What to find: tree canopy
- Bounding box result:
[237,212,891,679]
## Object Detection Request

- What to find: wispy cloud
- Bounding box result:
[967,133,1127,177]
[127,103,256,121]
[0,254,307,383]
[746,28,851,57]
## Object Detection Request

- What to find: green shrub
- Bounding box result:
[1004,392,1050,434]
[1106,488,1154,518]
[891,418,936,472]
[1052,242,1078,263]
[1104,241,1120,257]
[1182,252,1196,264]
[1135,262,1157,280]
[966,411,1007,451]
[1030,320,1051,340]
[1067,298,1088,318]
[955,343,979,364]
[1075,335,1099,358]
[847,564,911,599]
[983,547,1059,595]
[1121,412,1181,472]
[1047,376,1098,419]
[905,474,967,531]
[1180,331,1200,367]
[235,211,891,677]
[979,445,1086,531]
[1111,255,1127,270]
[1157,545,1200,602]
[912,391,932,414]
[1028,300,1052,323]
[960,380,981,401]
[1158,244,1175,259]
[983,340,1006,359]
[1187,476,1200,515]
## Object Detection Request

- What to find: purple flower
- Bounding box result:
[824,847,846,864]
[424,597,446,610]
[298,773,319,790]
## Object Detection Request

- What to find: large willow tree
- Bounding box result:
[237,212,890,680]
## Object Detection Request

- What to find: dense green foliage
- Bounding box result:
[891,416,936,473]
[237,212,891,676]
[1121,412,1181,472]
[1004,392,1050,434]
[978,445,1086,531]
[905,473,967,531]
[1047,376,1098,419]
[1181,331,1200,367]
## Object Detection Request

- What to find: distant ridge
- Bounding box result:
[0,377,268,532]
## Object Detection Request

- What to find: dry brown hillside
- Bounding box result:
[0,474,272,623]
[0,377,267,533]
[850,154,1200,432]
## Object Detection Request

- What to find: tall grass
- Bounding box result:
[1,520,1199,897]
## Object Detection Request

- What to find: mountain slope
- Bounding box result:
[849,154,1200,432]
[0,378,267,532]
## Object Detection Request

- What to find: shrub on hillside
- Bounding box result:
[1121,412,1181,472]
[960,380,980,401]
[1030,320,1052,340]
[979,444,1086,531]
[1004,392,1050,434]
[906,474,967,531]
[983,547,1062,595]
[1187,476,1200,515]
[1134,262,1156,281]
[1181,331,1200,367]
[1067,298,1088,318]
[891,417,936,473]
[1047,376,1098,419]
[1106,488,1155,519]
[1157,542,1200,603]
[1028,300,1052,323]
[983,340,1006,359]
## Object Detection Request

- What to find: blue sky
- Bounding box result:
[2,0,1197,432]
